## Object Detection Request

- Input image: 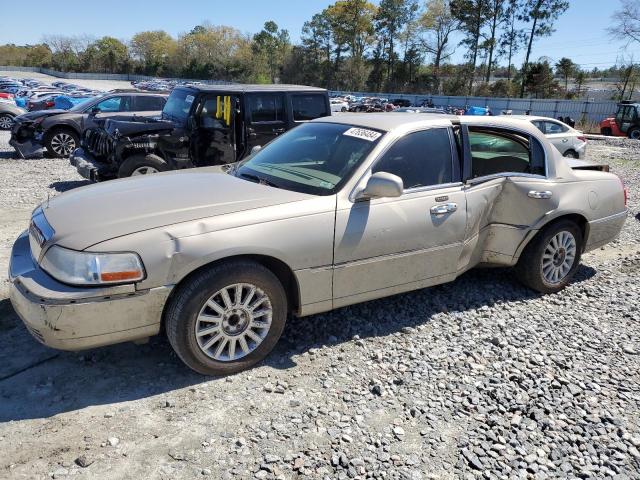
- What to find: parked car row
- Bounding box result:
[0,76,111,130]
[10,90,167,157]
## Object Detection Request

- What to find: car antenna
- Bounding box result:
[46,192,50,209]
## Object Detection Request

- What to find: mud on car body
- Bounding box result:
[70,84,331,181]
[10,91,167,158]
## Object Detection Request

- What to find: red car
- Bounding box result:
[0,92,14,100]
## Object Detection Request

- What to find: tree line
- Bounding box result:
[0,0,635,99]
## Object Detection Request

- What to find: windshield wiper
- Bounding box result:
[237,172,280,188]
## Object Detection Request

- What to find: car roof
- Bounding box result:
[311,112,457,131]
[178,84,327,93]
[314,112,547,134]
[508,115,562,122]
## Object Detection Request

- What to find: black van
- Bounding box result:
[70,84,331,180]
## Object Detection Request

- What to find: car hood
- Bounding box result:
[17,109,67,122]
[41,168,313,251]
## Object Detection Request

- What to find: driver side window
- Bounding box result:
[372,128,454,190]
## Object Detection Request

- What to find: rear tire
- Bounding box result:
[628,127,640,140]
[514,220,583,294]
[601,127,612,136]
[563,149,579,159]
[165,260,288,376]
[118,153,168,178]
[45,128,79,157]
[0,113,15,130]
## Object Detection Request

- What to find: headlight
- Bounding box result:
[41,246,145,286]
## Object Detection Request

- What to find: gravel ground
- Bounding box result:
[0,133,639,480]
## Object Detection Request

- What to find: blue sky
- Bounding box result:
[1,0,639,69]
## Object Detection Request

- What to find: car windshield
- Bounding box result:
[234,122,383,196]
[162,89,194,124]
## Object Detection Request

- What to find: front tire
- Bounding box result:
[0,113,15,130]
[628,127,640,140]
[515,220,583,294]
[165,260,288,376]
[45,129,79,157]
[118,153,168,178]
[563,149,579,159]
[601,127,612,136]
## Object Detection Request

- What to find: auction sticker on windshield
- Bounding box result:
[185,95,195,104]
[343,127,382,142]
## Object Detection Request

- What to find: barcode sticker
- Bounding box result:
[343,127,382,142]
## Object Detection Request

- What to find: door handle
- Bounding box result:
[273,128,285,134]
[430,203,458,215]
[247,127,257,138]
[562,138,568,142]
[528,190,553,199]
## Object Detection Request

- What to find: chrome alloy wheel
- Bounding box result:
[195,283,273,362]
[0,115,13,129]
[50,133,76,156]
[541,231,577,284]
[131,166,159,175]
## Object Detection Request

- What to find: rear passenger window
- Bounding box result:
[248,94,285,123]
[292,94,329,121]
[469,129,545,178]
[373,128,453,189]
[135,96,165,111]
[543,121,567,134]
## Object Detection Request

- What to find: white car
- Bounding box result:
[330,99,349,112]
[511,115,587,159]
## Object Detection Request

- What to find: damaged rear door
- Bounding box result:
[459,125,556,268]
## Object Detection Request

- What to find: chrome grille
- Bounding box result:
[28,207,54,262]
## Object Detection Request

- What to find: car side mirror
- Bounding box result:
[251,145,262,155]
[89,106,100,116]
[357,172,403,200]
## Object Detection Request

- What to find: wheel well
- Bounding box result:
[121,149,165,163]
[46,125,79,140]
[163,254,301,321]
[539,214,589,250]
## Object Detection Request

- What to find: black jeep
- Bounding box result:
[70,84,330,180]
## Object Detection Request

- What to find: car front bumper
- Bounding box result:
[69,148,113,182]
[9,230,172,351]
[9,129,43,158]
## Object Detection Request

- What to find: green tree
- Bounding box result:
[253,21,291,83]
[518,0,570,97]
[24,44,52,67]
[450,0,491,94]
[420,0,459,93]
[574,70,587,97]
[523,61,560,98]
[325,0,377,90]
[374,0,411,90]
[499,0,525,80]
[555,57,576,94]
[91,37,128,73]
[130,30,176,75]
[482,0,506,83]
